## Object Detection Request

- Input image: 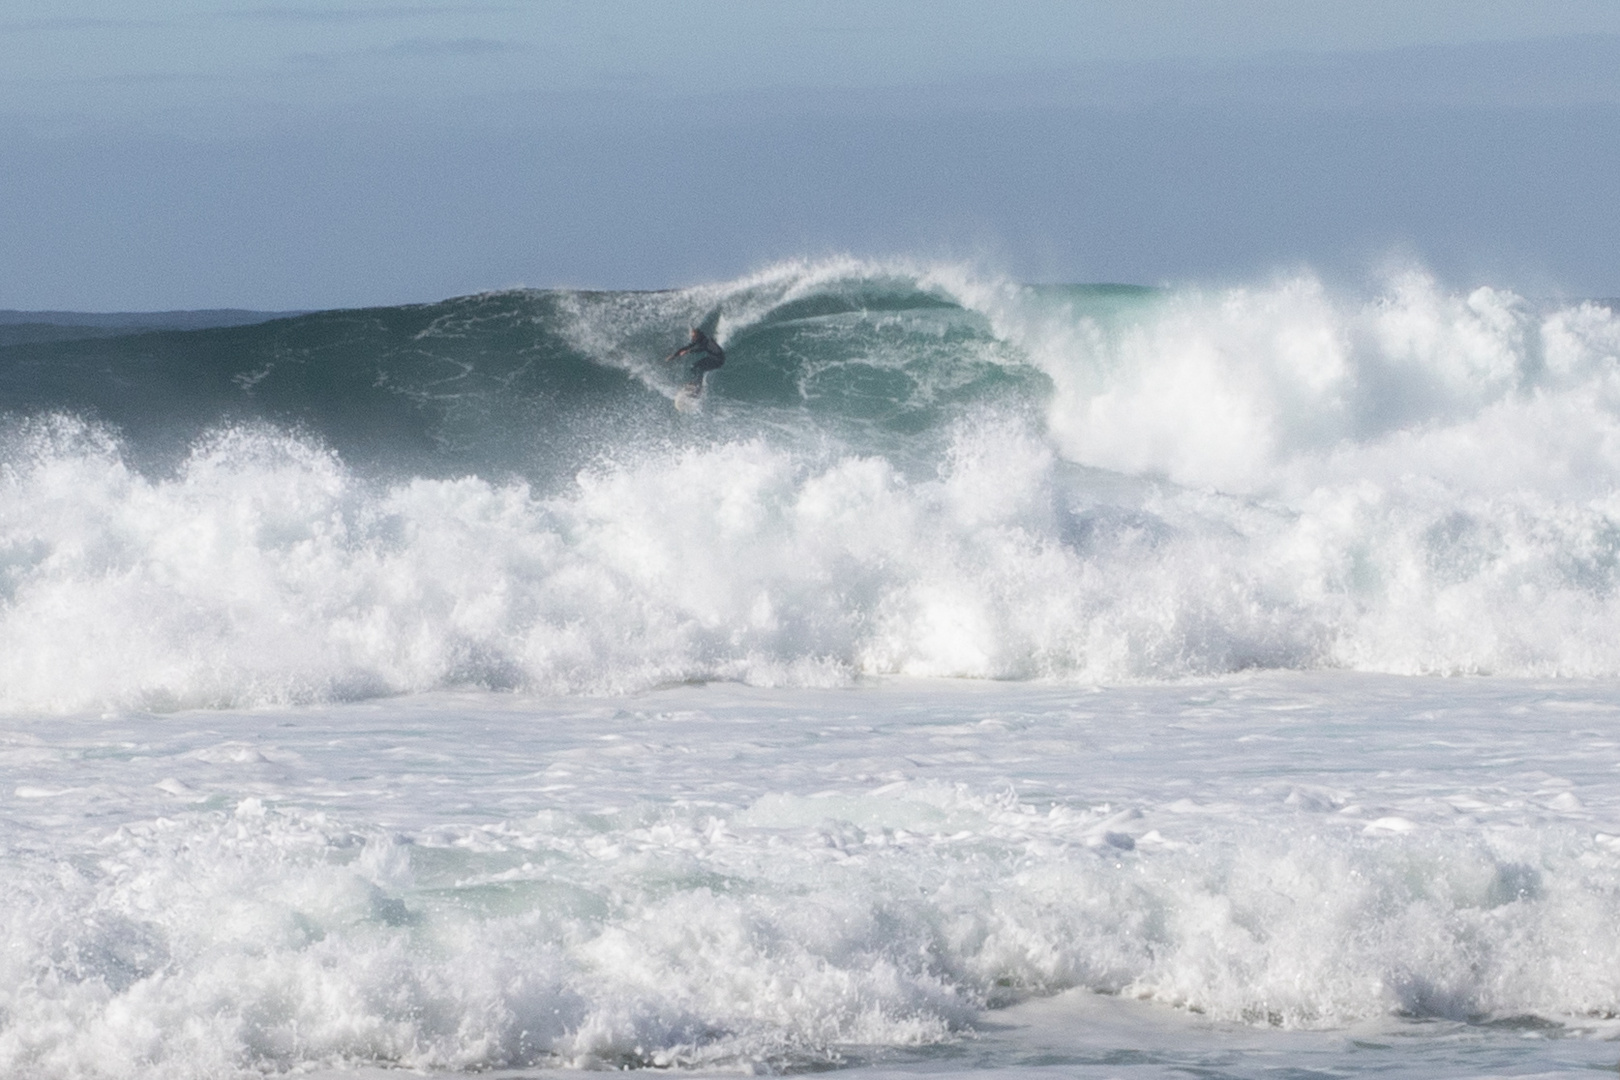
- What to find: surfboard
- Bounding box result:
[674,382,703,413]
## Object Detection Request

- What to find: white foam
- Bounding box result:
[956,269,1620,498]
[7,676,1620,1077]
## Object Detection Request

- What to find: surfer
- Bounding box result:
[664,326,725,393]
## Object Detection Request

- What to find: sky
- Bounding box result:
[3,1,1620,310]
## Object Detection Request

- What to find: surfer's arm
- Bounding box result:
[663,344,695,363]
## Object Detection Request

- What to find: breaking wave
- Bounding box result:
[5,260,1620,710]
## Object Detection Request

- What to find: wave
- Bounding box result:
[4,260,1620,710]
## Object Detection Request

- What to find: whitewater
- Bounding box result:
[5,260,1620,1078]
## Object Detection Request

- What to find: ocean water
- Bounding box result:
[5,260,1620,1078]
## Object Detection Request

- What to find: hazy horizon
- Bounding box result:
[4,2,1619,309]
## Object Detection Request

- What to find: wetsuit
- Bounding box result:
[664,328,725,389]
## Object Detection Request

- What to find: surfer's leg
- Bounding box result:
[681,354,723,397]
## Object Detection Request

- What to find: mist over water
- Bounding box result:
[4,260,1620,712]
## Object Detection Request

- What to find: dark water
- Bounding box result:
[0,280,1148,479]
